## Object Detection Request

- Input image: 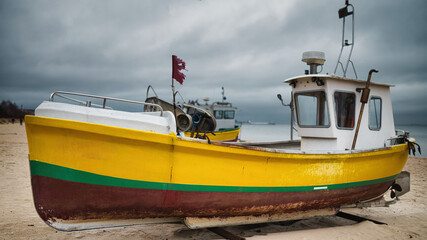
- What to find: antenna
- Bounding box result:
[334,1,358,79]
[302,51,326,74]
[221,87,226,101]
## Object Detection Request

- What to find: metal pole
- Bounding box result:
[351,69,378,150]
[290,96,294,141]
[172,56,178,128]
[277,94,294,141]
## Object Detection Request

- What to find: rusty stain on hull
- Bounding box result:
[31,175,394,226]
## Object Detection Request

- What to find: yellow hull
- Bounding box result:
[184,127,241,141]
[26,115,408,188]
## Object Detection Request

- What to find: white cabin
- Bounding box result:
[285,74,396,151]
[199,101,238,131]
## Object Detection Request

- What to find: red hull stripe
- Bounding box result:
[32,175,393,220]
[30,160,398,193]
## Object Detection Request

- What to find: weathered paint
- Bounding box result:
[26,116,408,188]
[25,115,409,230]
[31,175,393,222]
[30,160,399,193]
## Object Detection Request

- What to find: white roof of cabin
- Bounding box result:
[284,74,394,87]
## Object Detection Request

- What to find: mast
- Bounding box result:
[334,0,358,79]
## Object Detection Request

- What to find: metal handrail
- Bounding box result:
[50,91,164,116]
[53,93,113,109]
[174,91,186,105]
[145,85,158,100]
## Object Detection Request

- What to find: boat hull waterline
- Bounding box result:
[25,115,409,230]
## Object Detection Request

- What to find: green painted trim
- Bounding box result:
[30,160,398,193]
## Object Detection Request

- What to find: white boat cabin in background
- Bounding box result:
[199,100,238,132]
[285,51,396,152]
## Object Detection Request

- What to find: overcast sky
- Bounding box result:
[1,0,426,124]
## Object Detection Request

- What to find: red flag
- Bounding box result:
[172,55,187,85]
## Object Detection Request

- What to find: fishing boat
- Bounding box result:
[25,1,417,232]
[145,86,241,142]
[183,87,241,141]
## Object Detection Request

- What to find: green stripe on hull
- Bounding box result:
[30,160,398,193]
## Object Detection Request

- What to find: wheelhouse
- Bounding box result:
[285,74,395,151]
[200,101,238,131]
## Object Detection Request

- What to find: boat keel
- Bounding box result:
[183,208,337,229]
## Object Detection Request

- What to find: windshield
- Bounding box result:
[334,91,355,129]
[224,110,235,119]
[295,91,330,127]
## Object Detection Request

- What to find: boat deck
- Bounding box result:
[231,140,301,150]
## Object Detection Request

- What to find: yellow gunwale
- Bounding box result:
[184,127,241,141]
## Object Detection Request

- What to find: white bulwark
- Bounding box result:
[36,101,176,135]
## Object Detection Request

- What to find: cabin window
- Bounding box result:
[214,110,223,119]
[334,92,355,129]
[295,91,330,127]
[224,110,235,119]
[369,97,382,130]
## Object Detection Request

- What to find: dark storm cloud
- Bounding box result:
[1,0,426,124]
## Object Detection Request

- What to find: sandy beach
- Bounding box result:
[1,123,426,240]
